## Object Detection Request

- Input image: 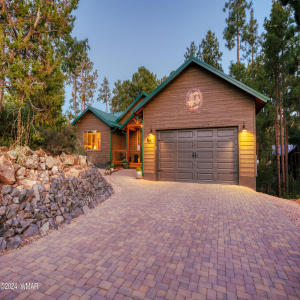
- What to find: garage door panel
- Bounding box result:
[177,152,193,159]
[178,131,193,138]
[178,161,193,169]
[157,127,238,185]
[159,161,174,168]
[177,142,193,150]
[217,129,235,137]
[196,173,214,180]
[177,172,193,180]
[160,142,174,150]
[196,151,213,158]
[197,130,213,137]
[197,141,213,148]
[197,162,213,169]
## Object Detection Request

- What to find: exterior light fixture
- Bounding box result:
[242,122,247,132]
[149,128,153,136]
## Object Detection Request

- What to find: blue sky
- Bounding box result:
[64,0,273,113]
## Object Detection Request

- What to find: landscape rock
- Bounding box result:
[6,235,23,250]
[16,167,26,177]
[1,185,13,195]
[0,161,16,184]
[45,156,57,170]
[19,179,37,189]
[23,224,39,238]
[40,222,49,233]
[0,237,6,252]
[0,146,8,152]
[55,216,64,224]
[60,153,75,166]
[7,150,17,160]
[23,154,39,169]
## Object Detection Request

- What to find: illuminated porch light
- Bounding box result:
[242,122,247,132]
[149,128,153,136]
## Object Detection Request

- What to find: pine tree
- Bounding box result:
[111,67,158,112]
[184,41,197,61]
[0,0,79,144]
[223,0,252,65]
[197,30,223,71]
[97,77,111,113]
[263,1,294,196]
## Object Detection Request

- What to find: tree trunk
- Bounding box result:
[74,75,77,118]
[284,118,289,195]
[279,105,285,193]
[0,79,4,112]
[237,29,239,65]
[81,69,84,112]
[275,105,281,197]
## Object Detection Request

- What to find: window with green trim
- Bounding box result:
[83,131,101,150]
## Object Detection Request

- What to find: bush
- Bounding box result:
[257,162,277,195]
[37,124,86,155]
[136,167,141,171]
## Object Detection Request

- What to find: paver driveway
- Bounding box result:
[0,170,300,300]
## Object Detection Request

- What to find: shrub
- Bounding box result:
[122,159,128,163]
[136,167,141,171]
[37,124,86,155]
[257,162,277,195]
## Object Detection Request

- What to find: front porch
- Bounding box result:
[112,116,143,168]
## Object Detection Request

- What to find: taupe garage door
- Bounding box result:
[157,127,238,184]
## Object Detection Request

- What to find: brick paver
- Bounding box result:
[0,169,299,299]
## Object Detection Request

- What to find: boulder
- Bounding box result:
[23,154,39,169]
[7,150,17,160]
[55,215,64,224]
[40,222,49,233]
[19,179,37,189]
[1,185,13,195]
[65,167,81,178]
[40,162,46,170]
[32,184,40,201]
[3,228,15,238]
[23,224,39,238]
[60,153,75,166]
[82,206,90,214]
[79,155,87,165]
[16,167,26,177]
[6,235,23,250]
[0,237,7,253]
[0,207,6,216]
[0,161,16,184]
[45,156,58,170]
[0,155,7,162]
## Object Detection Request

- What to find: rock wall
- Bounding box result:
[0,147,114,253]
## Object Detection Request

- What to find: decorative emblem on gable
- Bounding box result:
[186,88,203,112]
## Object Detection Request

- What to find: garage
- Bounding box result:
[156,127,238,184]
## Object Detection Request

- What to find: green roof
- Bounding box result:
[116,92,148,122]
[133,56,270,113]
[72,106,121,128]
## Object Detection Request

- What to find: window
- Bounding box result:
[83,131,101,150]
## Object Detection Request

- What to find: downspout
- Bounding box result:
[135,115,144,175]
[110,127,117,163]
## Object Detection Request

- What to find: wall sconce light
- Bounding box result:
[149,128,153,136]
[242,122,247,132]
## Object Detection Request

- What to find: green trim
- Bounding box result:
[116,92,148,122]
[110,127,117,163]
[133,57,270,114]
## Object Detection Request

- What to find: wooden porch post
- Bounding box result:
[126,128,130,162]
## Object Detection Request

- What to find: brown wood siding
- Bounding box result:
[118,96,146,125]
[111,131,126,153]
[75,111,110,165]
[142,64,256,188]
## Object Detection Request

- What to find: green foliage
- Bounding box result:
[122,159,128,163]
[280,0,300,26]
[197,31,223,71]
[257,162,277,195]
[36,124,85,156]
[136,167,141,171]
[97,77,111,113]
[111,67,159,112]
[111,164,115,168]
[184,41,198,61]
[223,0,252,62]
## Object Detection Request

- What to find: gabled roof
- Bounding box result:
[133,56,270,114]
[116,92,148,122]
[72,106,121,128]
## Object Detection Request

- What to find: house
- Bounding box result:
[72,57,270,190]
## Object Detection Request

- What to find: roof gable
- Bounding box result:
[133,57,270,114]
[72,106,121,128]
[116,92,148,123]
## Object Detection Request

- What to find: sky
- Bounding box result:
[63,0,273,113]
